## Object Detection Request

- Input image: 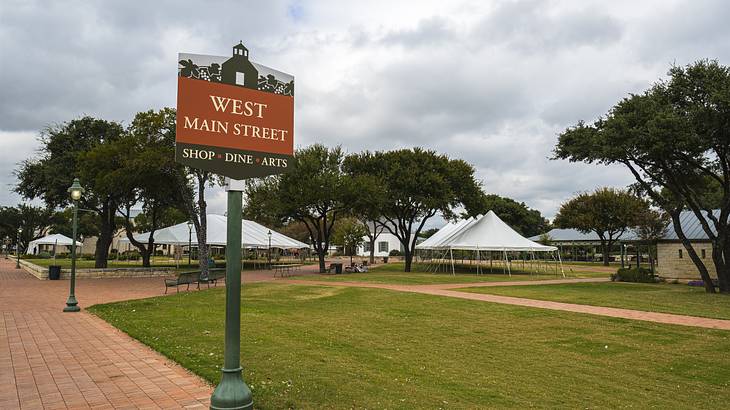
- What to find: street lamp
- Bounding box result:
[15,228,22,269]
[187,221,194,267]
[64,178,84,313]
[267,230,272,269]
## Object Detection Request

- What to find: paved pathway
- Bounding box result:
[0,259,320,409]
[286,277,730,331]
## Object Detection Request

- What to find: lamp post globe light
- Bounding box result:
[15,228,22,269]
[187,221,194,267]
[267,230,272,268]
[64,178,84,313]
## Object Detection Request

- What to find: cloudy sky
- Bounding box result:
[1,0,728,219]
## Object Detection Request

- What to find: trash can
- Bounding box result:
[333,263,343,274]
[48,265,61,280]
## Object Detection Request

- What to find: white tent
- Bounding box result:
[26,233,81,255]
[415,211,563,276]
[121,214,309,249]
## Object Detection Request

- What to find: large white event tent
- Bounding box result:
[415,211,563,277]
[26,233,81,255]
[121,214,308,249]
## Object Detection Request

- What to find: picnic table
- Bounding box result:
[272,264,303,277]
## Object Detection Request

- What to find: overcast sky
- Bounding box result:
[1,0,729,220]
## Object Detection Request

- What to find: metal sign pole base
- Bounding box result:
[210,184,253,410]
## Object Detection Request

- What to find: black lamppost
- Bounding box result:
[64,178,84,312]
[15,228,22,269]
[267,230,272,269]
[187,221,194,267]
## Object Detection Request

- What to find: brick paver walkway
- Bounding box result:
[286,277,730,330]
[0,258,320,409]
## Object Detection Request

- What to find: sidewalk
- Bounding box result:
[0,259,321,409]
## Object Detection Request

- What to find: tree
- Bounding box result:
[113,109,189,267]
[477,194,550,237]
[15,117,125,267]
[0,205,56,252]
[554,188,647,266]
[418,228,440,239]
[342,169,389,265]
[554,60,730,293]
[344,148,484,272]
[245,145,353,272]
[333,217,369,266]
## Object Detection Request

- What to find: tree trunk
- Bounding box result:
[142,250,152,267]
[601,242,610,266]
[318,250,326,273]
[404,249,413,272]
[94,204,115,268]
[712,240,729,293]
[671,212,715,293]
[369,245,375,265]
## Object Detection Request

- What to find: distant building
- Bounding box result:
[655,210,716,280]
[532,210,720,280]
[221,42,259,90]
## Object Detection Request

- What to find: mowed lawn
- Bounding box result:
[89,283,730,409]
[297,262,607,285]
[460,282,730,320]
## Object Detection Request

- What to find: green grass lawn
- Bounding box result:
[297,262,607,285]
[89,283,730,409]
[460,282,730,320]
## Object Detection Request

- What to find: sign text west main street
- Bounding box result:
[175,43,294,179]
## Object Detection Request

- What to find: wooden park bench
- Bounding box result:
[164,271,201,293]
[200,268,226,288]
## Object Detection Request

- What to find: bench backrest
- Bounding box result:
[208,269,226,280]
[178,271,200,284]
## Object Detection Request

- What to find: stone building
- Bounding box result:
[655,210,718,280]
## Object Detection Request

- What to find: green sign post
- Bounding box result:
[176,43,294,410]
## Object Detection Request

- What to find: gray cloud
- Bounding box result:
[0,0,727,219]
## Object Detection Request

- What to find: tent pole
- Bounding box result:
[450,248,455,276]
[505,249,511,277]
[477,247,481,276]
[557,249,566,278]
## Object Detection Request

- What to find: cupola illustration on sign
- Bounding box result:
[221,42,259,89]
[175,43,295,179]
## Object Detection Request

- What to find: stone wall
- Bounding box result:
[656,241,717,279]
[20,259,177,280]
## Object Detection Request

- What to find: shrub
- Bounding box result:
[611,267,658,283]
[38,252,52,259]
[389,250,402,256]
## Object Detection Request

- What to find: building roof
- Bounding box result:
[662,209,717,241]
[529,228,639,243]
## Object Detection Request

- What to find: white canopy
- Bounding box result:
[120,214,309,249]
[416,211,557,252]
[27,234,81,254]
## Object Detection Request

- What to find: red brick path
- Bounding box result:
[0,259,320,409]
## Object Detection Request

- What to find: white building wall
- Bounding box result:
[356,233,403,257]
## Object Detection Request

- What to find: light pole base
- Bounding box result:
[64,296,80,312]
[210,367,253,410]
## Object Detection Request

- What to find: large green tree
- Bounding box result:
[476,194,550,237]
[344,148,484,272]
[554,187,647,266]
[554,60,730,293]
[15,117,125,267]
[245,144,354,272]
[0,204,56,253]
[112,109,190,267]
